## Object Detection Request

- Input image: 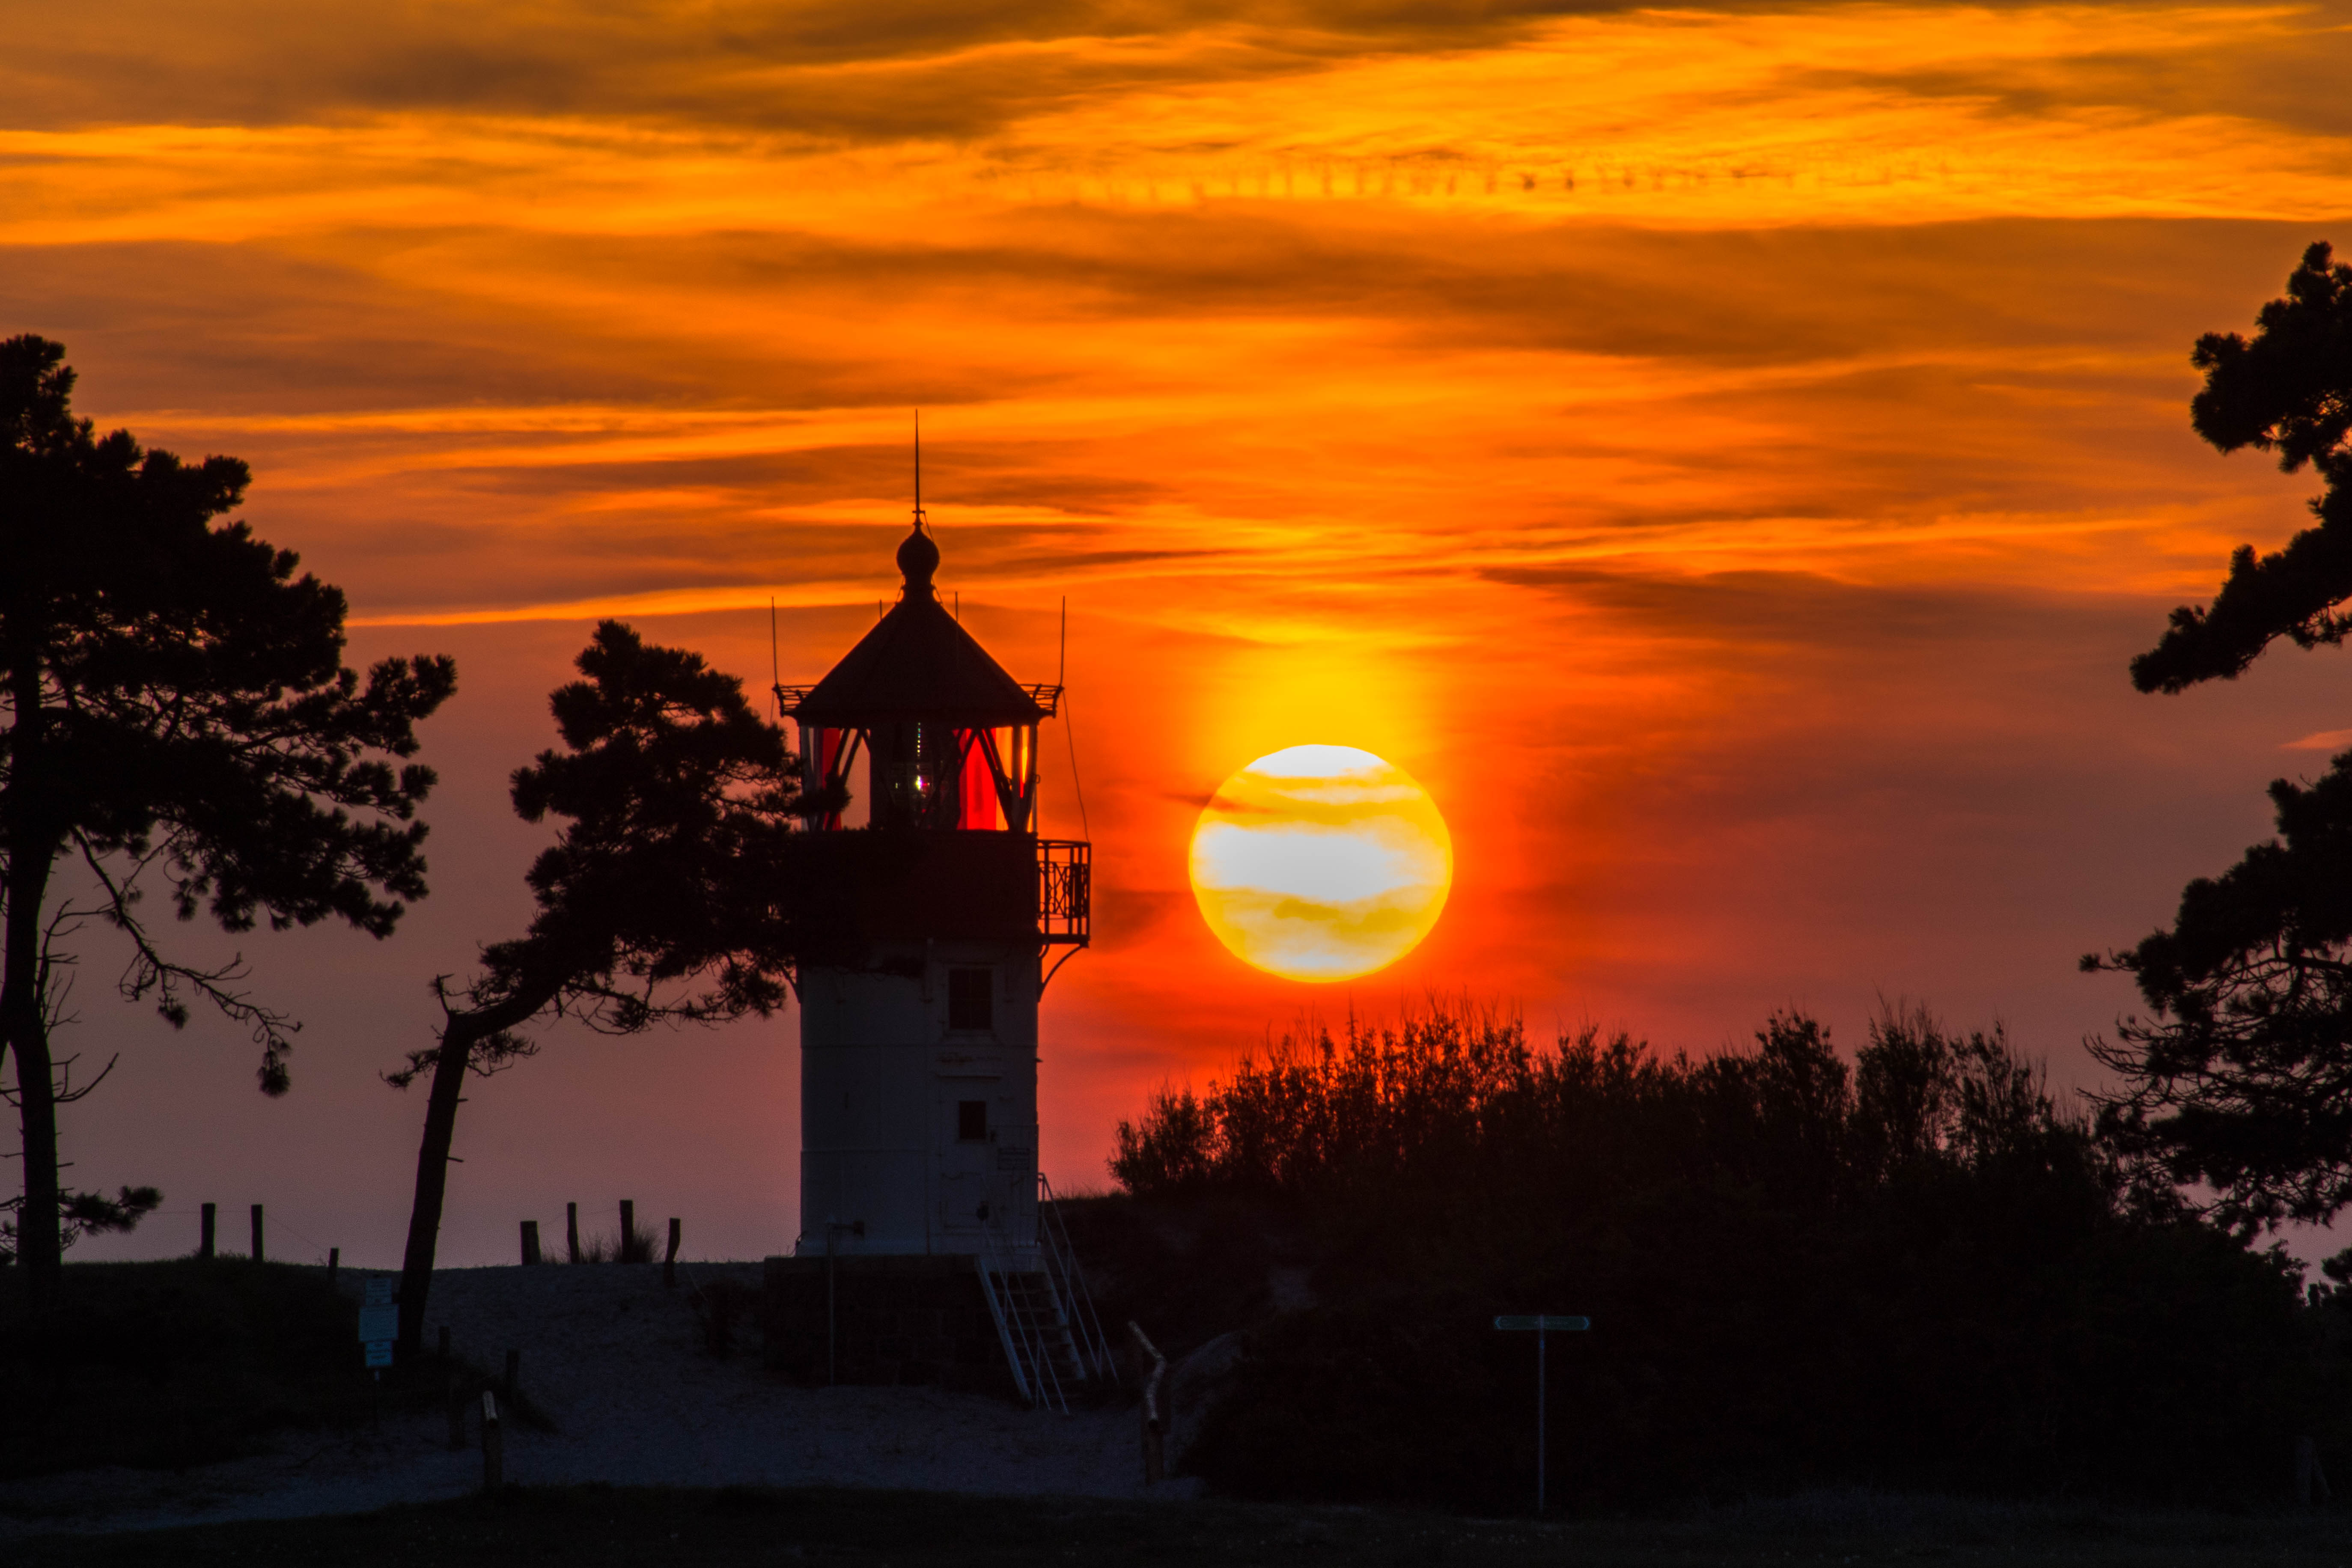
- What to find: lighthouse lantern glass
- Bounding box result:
[801,720,1038,834]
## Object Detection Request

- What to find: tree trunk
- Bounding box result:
[396,1014,482,1357]
[2,637,66,1311]
[8,998,61,1309]
[1,827,60,1312]
[395,984,551,1357]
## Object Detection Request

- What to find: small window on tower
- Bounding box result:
[948,967,994,1031]
[958,1100,989,1142]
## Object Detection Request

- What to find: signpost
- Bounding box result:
[1493,1314,1590,1515]
[358,1276,396,1428]
[360,1277,396,1370]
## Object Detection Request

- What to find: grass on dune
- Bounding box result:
[0,1259,512,1480]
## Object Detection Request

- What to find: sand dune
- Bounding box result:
[1,1263,1179,1541]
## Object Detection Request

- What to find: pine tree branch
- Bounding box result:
[75,829,301,1094]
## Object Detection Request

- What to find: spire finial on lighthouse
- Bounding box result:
[897,411,940,595]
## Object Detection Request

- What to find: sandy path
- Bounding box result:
[0,1262,1180,1540]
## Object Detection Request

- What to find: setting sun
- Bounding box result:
[1188,745,1453,982]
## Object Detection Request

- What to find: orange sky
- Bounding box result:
[11,0,2352,1265]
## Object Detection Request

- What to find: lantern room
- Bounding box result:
[789,525,1051,837]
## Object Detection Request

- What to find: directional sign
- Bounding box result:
[1494,1313,1590,1516]
[360,1277,397,1370]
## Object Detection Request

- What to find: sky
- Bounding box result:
[7,0,2352,1268]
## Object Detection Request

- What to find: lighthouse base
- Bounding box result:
[759,1255,1018,1396]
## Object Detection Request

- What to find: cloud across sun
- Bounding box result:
[1189,745,1453,982]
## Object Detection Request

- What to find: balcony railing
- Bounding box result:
[1038,839,1090,946]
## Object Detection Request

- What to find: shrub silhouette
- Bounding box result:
[1115,1004,2088,1210]
[1109,1003,2338,1510]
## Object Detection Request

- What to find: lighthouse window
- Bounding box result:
[948,967,994,1031]
[958,1100,989,1142]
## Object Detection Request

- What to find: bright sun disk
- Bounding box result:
[1188,744,1453,982]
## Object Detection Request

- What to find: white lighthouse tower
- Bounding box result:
[780,513,1090,1268]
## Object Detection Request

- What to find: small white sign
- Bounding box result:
[364,1276,393,1306]
[363,1341,393,1369]
[934,1050,1006,1079]
[359,1304,399,1342]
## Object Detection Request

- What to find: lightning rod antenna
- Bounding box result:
[1058,595,1088,840]
[913,411,924,532]
[768,597,779,722]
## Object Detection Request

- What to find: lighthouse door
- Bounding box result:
[934,1053,1003,1247]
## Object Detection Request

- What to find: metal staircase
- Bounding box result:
[974,1174,1119,1411]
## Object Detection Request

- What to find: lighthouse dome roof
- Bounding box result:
[792,525,1046,727]
[896,524,941,589]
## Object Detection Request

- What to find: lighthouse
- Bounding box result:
[778,514,1090,1268]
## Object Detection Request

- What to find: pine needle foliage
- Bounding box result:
[2089,241,2352,1232]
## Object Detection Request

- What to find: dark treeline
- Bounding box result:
[1116,1006,2090,1211]
[1090,1005,2346,1511]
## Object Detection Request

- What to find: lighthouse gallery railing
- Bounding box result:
[1038,839,1090,946]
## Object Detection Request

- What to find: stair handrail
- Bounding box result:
[987,1240,1065,1411]
[1036,1185,1110,1383]
[980,1227,1070,1412]
[1018,1257,1069,1414]
[1036,1172,1119,1384]
[1034,1183,1081,1345]
[1038,1174,1112,1380]
[972,1249,1034,1406]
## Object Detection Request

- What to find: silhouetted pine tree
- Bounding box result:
[386,623,819,1355]
[0,335,454,1311]
[2089,241,2352,1231]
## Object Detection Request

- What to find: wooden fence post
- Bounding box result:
[447,1368,467,1449]
[1128,1321,1168,1485]
[481,1391,503,1491]
[199,1203,215,1259]
[566,1202,580,1264]
[664,1218,681,1287]
[619,1199,635,1260]
[327,1247,339,1288]
[520,1220,541,1266]
[250,1204,264,1263]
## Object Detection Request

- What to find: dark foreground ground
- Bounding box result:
[15,1485,2352,1567]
